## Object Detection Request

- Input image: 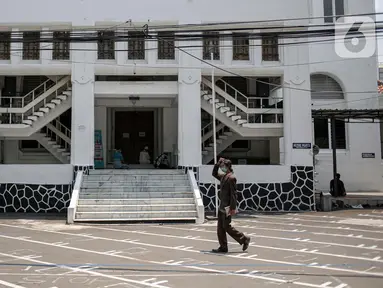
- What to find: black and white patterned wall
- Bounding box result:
[198,166,315,212]
[0,184,72,213]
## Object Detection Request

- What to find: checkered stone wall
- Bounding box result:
[0,184,72,213]
[198,166,314,212]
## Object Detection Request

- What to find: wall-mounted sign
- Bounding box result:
[123,133,130,138]
[139,132,146,137]
[94,130,104,169]
[293,143,311,149]
[362,153,375,159]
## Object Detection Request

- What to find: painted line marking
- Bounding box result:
[0,279,26,288]
[0,252,170,288]
[319,282,332,287]
[0,226,380,282]
[148,224,383,252]
[80,225,383,263]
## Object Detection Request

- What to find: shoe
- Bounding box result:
[211,247,228,253]
[242,236,251,251]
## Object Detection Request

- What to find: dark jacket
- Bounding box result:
[212,164,238,211]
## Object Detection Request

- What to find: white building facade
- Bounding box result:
[0,0,381,213]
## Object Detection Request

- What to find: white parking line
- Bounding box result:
[0,252,170,288]
[0,224,379,280]
[0,279,26,288]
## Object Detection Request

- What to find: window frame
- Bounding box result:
[97,31,115,60]
[128,31,146,60]
[324,0,345,24]
[52,31,70,60]
[202,31,220,60]
[312,118,348,151]
[232,33,250,61]
[22,31,41,60]
[262,34,279,61]
[0,32,11,60]
[157,31,175,60]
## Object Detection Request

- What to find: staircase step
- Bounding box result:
[33,111,44,117]
[82,181,190,187]
[231,115,241,121]
[51,99,61,105]
[62,152,70,156]
[63,91,71,96]
[79,191,193,198]
[202,150,209,155]
[215,103,224,108]
[237,119,248,125]
[203,94,212,101]
[78,198,195,205]
[84,175,188,181]
[52,144,61,148]
[57,148,66,152]
[27,115,38,121]
[46,103,55,109]
[209,99,219,104]
[226,111,235,117]
[75,211,198,220]
[22,120,33,125]
[39,107,50,113]
[220,107,230,113]
[57,95,67,101]
[89,169,185,175]
[224,131,233,136]
[80,186,192,192]
[77,204,196,212]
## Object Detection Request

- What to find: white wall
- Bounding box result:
[315,121,383,192]
[3,140,60,164]
[199,165,291,183]
[1,0,309,24]
[0,164,72,184]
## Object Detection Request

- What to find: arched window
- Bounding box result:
[310,74,344,100]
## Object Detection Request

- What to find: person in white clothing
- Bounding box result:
[139,146,151,164]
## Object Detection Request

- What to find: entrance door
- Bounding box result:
[114,111,154,164]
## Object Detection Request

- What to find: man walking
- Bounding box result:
[211,158,251,253]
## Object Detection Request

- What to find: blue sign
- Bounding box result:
[94,130,104,169]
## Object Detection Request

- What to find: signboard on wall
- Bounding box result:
[292,143,311,149]
[362,153,375,159]
[94,130,104,169]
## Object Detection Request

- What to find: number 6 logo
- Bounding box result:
[335,16,376,58]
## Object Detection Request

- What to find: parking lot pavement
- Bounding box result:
[0,210,382,287]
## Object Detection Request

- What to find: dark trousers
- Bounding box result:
[217,210,246,249]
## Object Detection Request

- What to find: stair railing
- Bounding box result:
[0,76,71,124]
[201,77,283,124]
[43,120,71,152]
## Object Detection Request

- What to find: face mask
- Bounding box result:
[220,167,227,173]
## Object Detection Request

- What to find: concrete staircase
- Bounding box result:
[75,169,199,222]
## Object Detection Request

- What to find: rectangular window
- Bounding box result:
[314,118,347,149]
[52,31,70,60]
[323,0,333,23]
[232,33,249,60]
[203,32,220,60]
[314,118,330,149]
[157,31,175,60]
[0,32,11,60]
[262,35,279,61]
[335,0,344,20]
[324,0,344,23]
[334,119,346,149]
[128,31,145,60]
[97,31,115,60]
[23,31,40,60]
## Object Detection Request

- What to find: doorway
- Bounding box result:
[114,110,155,164]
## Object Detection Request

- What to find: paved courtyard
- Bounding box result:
[0,210,382,288]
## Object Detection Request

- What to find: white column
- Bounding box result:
[70,39,96,167]
[282,36,313,166]
[177,34,202,167]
